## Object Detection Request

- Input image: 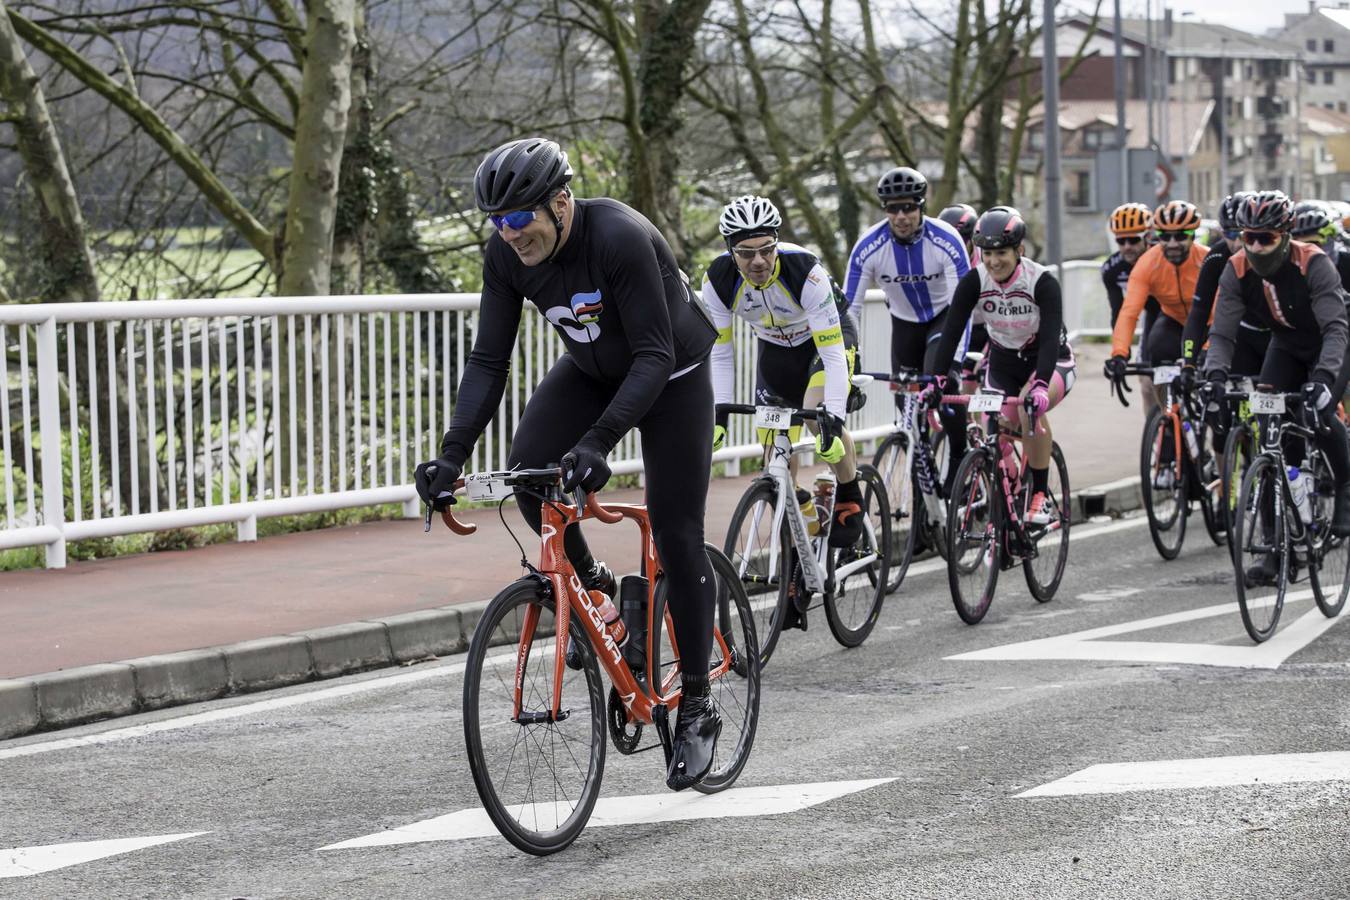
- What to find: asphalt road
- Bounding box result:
[4,513,1350,899]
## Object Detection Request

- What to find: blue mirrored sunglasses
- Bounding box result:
[488,208,537,231]
[1222,229,1240,240]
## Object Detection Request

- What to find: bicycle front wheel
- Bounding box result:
[872,433,916,592]
[1196,417,1226,546]
[1308,449,1350,618]
[826,463,892,647]
[947,449,1000,625]
[1141,406,1187,560]
[651,545,762,794]
[1023,441,1070,602]
[723,478,791,667]
[463,578,606,856]
[1232,455,1289,642]
[1222,420,1257,555]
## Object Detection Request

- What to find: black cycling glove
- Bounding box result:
[414,457,461,510]
[561,439,612,494]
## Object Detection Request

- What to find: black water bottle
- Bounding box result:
[619,575,649,673]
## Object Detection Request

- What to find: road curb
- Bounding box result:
[0,475,1144,742]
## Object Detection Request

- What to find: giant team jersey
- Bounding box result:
[844,216,970,324]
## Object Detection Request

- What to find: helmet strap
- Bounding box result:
[543,188,569,263]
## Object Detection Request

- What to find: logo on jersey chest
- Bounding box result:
[982,297,1035,317]
[545,290,604,343]
[879,272,941,284]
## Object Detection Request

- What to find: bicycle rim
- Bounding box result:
[947,450,1000,624]
[1308,450,1350,618]
[1233,456,1288,642]
[827,464,892,647]
[1023,442,1070,602]
[463,579,605,855]
[723,479,790,667]
[1222,423,1255,561]
[1141,406,1186,560]
[872,434,915,592]
[652,546,761,794]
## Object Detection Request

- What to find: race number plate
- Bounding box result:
[1151,365,1180,385]
[968,393,1004,413]
[1249,393,1285,415]
[464,472,512,502]
[754,406,794,429]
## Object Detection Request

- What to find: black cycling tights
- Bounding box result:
[892,311,967,471]
[506,355,715,677]
[1258,341,1350,482]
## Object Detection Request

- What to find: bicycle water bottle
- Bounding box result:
[618,575,648,673]
[814,476,835,534]
[1182,421,1200,460]
[796,487,821,536]
[590,590,629,650]
[1287,466,1313,525]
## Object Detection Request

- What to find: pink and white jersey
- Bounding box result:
[972,257,1053,351]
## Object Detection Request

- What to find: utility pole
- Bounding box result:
[1042,0,1063,275]
[1114,0,1129,203]
[1145,0,1155,148]
[1218,37,1229,196]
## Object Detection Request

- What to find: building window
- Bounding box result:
[1307,65,1316,83]
[1341,101,1348,113]
[1308,38,1318,52]
[1066,170,1092,209]
[1325,70,1335,84]
[1081,128,1114,150]
[1326,39,1335,53]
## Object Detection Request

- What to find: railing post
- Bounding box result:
[36,317,67,568]
[237,515,257,542]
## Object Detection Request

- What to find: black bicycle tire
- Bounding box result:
[723,478,791,667]
[1233,455,1288,643]
[825,464,892,647]
[1023,441,1071,602]
[947,449,1001,625]
[1141,405,1187,560]
[872,433,917,592]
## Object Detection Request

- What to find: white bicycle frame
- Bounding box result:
[885,388,947,533]
[737,410,881,596]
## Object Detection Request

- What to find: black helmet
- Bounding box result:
[474,138,573,213]
[1218,192,1251,231]
[972,206,1027,250]
[1291,201,1332,238]
[1235,190,1293,233]
[938,204,978,241]
[876,167,928,204]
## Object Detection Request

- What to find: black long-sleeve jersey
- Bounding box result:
[440,198,717,466]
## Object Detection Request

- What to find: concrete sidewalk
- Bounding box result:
[0,342,1145,739]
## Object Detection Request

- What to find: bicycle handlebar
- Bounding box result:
[428,466,624,535]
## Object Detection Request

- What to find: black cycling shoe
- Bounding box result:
[666,678,721,791]
[1332,484,1350,537]
[1244,552,1281,588]
[566,561,617,670]
[829,478,864,548]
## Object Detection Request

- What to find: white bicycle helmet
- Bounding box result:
[718,195,782,242]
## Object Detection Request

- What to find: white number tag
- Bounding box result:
[754,406,794,430]
[1152,365,1180,385]
[464,472,511,502]
[968,393,1004,413]
[1250,393,1285,415]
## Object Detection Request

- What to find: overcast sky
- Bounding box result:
[1066,0,1333,36]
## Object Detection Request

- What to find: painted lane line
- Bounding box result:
[0,832,208,878]
[318,778,895,849]
[899,516,1150,581]
[1018,751,1350,797]
[945,588,1345,669]
[0,649,523,762]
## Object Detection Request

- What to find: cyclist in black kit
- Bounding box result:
[414,138,722,791]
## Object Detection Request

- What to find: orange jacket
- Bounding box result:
[1110,241,1209,358]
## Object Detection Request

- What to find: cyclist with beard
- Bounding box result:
[845,167,971,495]
[1202,190,1350,583]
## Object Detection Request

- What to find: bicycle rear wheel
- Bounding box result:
[872,433,916,592]
[826,464,892,647]
[1023,441,1070,602]
[1196,418,1225,546]
[1141,406,1187,560]
[1232,455,1289,642]
[1222,421,1257,559]
[651,545,761,794]
[463,578,605,856]
[947,449,1000,625]
[1307,450,1350,618]
[723,478,791,667]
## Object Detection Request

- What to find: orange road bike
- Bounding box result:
[432,466,760,855]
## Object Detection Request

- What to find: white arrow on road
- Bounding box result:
[319,778,895,849]
[945,589,1345,669]
[0,832,208,879]
[1018,751,1350,797]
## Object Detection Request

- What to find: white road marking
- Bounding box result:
[0,832,207,878]
[945,588,1345,669]
[901,516,1150,580]
[319,778,896,849]
[1077,588,1142,603]
[1018,751,1350,797]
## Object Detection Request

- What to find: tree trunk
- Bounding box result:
[0,0,99,302]
[279,0,356,297]
[332,0,370,296]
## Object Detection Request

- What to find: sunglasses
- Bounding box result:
[1115,236,1144,246]
[883,202,922,215]
[1242,230,1281,247]
[1155,230,1194,243]
[1222,229,1241,240]
[732,240,779,261]
[488,208,538,231]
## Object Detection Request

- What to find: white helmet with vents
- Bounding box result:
[718,195,782,240]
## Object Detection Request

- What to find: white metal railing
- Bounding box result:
[1,271,1110,568]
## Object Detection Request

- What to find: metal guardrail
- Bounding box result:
[0,261,1110,567]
